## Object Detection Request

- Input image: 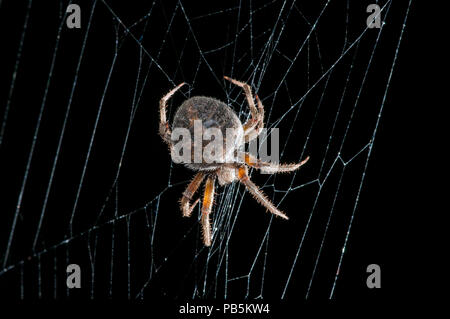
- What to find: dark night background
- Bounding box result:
[0,0,432,311]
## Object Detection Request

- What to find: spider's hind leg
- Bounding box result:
[243,94,265,143]
[224,76,264,141]
[159,82,186,145]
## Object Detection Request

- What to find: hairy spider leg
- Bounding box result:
[237,165,288,219]
[224,76,264,140]
[244,152,310,174]
[180,172,206,217]
[159,82,186,145]
[243,94,265,142]
[201,175,216,246]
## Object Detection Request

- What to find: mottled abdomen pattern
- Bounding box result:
[171,96,244,170]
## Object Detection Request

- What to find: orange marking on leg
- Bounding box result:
[244,153,257,166]
[201,176,215,246]
[202,177,214,215]
[180,172,205,217]
[238,166,247,180]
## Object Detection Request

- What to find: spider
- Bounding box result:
[158,76,309,246]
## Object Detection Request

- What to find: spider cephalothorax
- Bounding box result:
[158,76,309,246]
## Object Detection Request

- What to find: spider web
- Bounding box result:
[0,0,412,300]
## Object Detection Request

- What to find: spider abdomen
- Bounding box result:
[171,96,244,170]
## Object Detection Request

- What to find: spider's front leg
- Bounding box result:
[236,165,288,219]
[201,175,216,246]
[159,82,186,145]
[180,172,205,217]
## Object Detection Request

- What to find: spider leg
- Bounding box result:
[244,152,310,174]
[224,76,264,138]
[243,94,265,143]
[180,172,206,217]
[159,82,186,145]
[236,165,288,219]
[200,175,216,246]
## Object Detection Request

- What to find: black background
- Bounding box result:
[0,0,432,310]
